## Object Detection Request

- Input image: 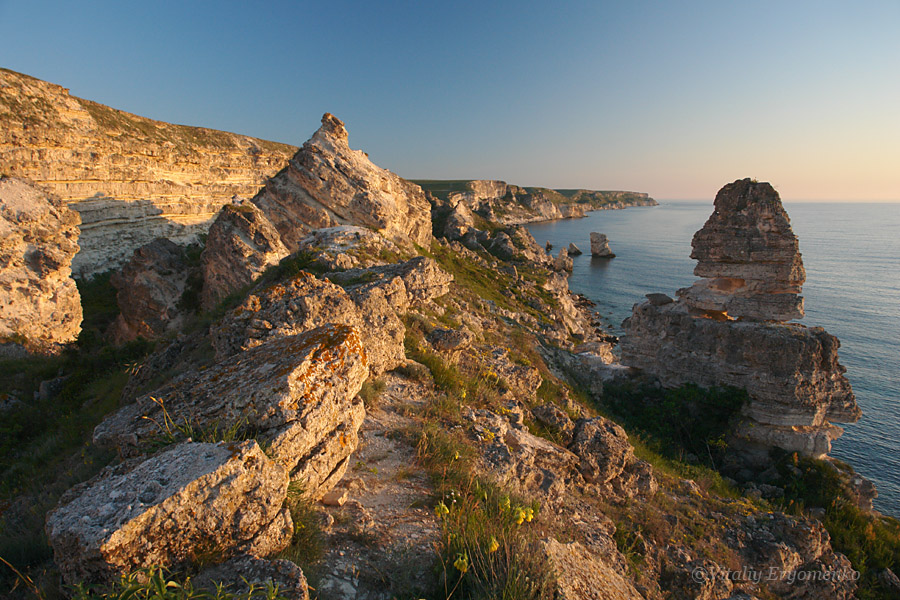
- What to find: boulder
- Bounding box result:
[569,417,634,485]
[200,202,289,310]
[251,113,431,250]
[443,200,476,241]
[676,178,805,321]
[0,177,82,347]
[590,232,615,258]
[567,242,583,256]
[296,225,403,271]
[553,248,573,272]
[427,326,476,360]
[542,539,644,600]
[531,404,575,444]
[108,238,191,344]
[195,555,309,600]
[95,325,369,497]
[46,440,292,586]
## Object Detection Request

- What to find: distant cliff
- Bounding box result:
[414,179,656,226]
[0,68,296,277]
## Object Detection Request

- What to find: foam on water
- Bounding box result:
[527,201,900,516]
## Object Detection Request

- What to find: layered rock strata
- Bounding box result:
[621,178,859,459]
[0,68,296,276]
[94,325,369,497]
[589,232,615,258]
[211,257,451,376]
[250,113,432,250]
[676,178,805,321]
[45,440,292,586]
[200,202,289,310]
[0,176,82,347]
[108,238,192,344]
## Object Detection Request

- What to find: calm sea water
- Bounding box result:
[527,201,900,517]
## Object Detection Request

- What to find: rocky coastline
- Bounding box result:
[1,72,898,600]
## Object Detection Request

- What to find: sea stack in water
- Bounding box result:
[676,179,804,321]
[621,178,859,462]
[590,232,615,258]
[567,242,583,256]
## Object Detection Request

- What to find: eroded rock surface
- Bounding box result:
[621,179,859,460]
[590,232,615,258]
[0,177,82,347]
[677,178,805,321]
[108,238,191,344]
[200,202,289,310]
[251,113,432,250]
[195,555,309,600]
[95,325,369,497]
[46,440,291,586]
[542,538,644,600]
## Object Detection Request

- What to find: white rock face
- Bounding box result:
[46,440,292,586]
[251,113,432,250]
[0,177,82,347]
[589,232,615,258]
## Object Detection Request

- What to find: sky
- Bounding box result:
[1,0,898,201]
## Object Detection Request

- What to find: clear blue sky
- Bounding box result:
[1,0,898,200]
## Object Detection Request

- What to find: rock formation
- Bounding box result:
[46,440,292,586]
[296,225,404,271]
[553,248,574,272]
[250,113,432,250]
[0,177,82,347]
[677,178,805,321]
[200,202,289,310]
[567,242,583,255]
[108,238,192,344]
[211,257,451,376]
[590,232,615,258]
[0,68,296,276]
[621,179,859,460]
[94,325,368,498]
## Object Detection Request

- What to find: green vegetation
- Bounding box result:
[416,423,554,600]
[773,453,900,599]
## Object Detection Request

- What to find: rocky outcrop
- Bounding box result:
[590,232,615,258]
[0,68,296,277]
[251,113,431,250]
[621,179,859,460]
[212,258,450,376]
[45,440,292,586]
[677,179,805,321]
[569,417,634,485]
[108,238,192,344]
[94,326,368,498]
[542,538,644,600]
[194,555,309,600]
[0,177,82,347]
[553,248,574,272]
[296,226,403,271]
[200,202,289,310]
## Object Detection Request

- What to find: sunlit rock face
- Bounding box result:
[676,178,805,321]
[250,113,432,251]
[621,178,859,461]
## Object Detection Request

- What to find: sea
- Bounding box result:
[526,201,900,517]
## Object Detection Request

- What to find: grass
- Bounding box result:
[277,482,325,577]
[415,423,554,600]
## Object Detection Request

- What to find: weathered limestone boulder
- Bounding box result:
[542,539,644,600]
[443,199,477,241]
[46,440,292,586]
[590,232,615,258]
[677,178,805,321]
[427,326,476,361]
[569,417,634,485]
[531,404,575,444]
[108,238,191,344]
[621,180,859,460]
[211,258,450,376]
[296,225,403,271]
[94,325,369,497]
[200,202,289,310]
[567,242,583,256]
[251,113,432,251]
[195,555,309,600]
[0,177,82,347]
[553,248,573,272]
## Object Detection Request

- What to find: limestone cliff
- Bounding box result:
[0,68,296,277]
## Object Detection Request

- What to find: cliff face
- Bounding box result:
[0,68,296,277]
